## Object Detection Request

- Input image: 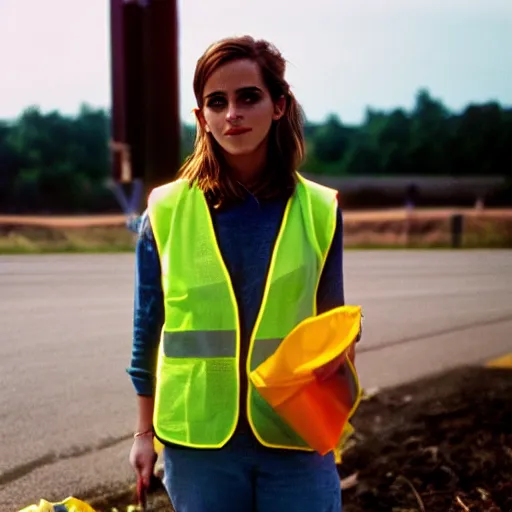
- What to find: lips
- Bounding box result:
[225,127,252,136]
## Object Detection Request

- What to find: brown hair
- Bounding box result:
[178,35,306,207]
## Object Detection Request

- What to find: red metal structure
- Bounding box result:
[109,0,180,197]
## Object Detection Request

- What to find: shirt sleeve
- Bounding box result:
[316,206,345,314]
[126,210,164,396]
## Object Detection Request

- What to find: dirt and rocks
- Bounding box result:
[338,366,512,512]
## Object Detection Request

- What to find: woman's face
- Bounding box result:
[198,59,285,157]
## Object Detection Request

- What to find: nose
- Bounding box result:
[226,102,242,123]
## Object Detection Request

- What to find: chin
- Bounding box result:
[222,143,260,157]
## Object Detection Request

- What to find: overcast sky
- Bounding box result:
[1,0,511,124]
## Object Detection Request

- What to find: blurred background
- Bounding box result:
[0,0,511,250]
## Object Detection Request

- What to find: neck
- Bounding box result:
[223,140,268,189]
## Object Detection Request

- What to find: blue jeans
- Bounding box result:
[162,431,342,512]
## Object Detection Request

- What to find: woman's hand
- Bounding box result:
[129,434,157,488]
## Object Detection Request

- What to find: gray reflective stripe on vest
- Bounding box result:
[163,331,283,365]
[250,338,283,369]
[163,331,236,358]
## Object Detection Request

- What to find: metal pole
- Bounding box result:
[109,0,180,198]
[109,0,127,183]
[450,214,464,248]
[123,1,146,184]
[143,0,181,193]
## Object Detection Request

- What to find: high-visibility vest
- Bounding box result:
[147,173,341,450]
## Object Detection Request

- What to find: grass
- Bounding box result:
[1,211,511,254]
[0,245,134,255]
[0,226,136,254]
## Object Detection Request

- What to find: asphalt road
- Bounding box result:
[1,251,511,511]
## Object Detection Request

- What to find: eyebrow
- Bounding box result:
[204,86,263,100]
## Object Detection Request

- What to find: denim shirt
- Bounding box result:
[127,192,345,407]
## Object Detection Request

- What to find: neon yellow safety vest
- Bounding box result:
[148,173,341,451]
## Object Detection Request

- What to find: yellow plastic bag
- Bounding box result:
[18,497,97,512]
[18,498,144,512]
[250,305,362,456]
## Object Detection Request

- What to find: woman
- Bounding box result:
[128,35,356,512]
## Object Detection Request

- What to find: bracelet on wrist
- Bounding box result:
[134,428,154,438]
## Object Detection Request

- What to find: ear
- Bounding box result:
[194,108,210,133]
[272,96,286,121]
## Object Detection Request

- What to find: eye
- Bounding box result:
[240,91,261,105]
[206,96,226,109]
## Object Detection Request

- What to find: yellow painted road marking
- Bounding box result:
[485,353,512,369]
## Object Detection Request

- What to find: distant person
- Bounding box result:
[127,35,359,512]
[405,183,418,211]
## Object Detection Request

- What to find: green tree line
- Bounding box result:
[0,89,510,213]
